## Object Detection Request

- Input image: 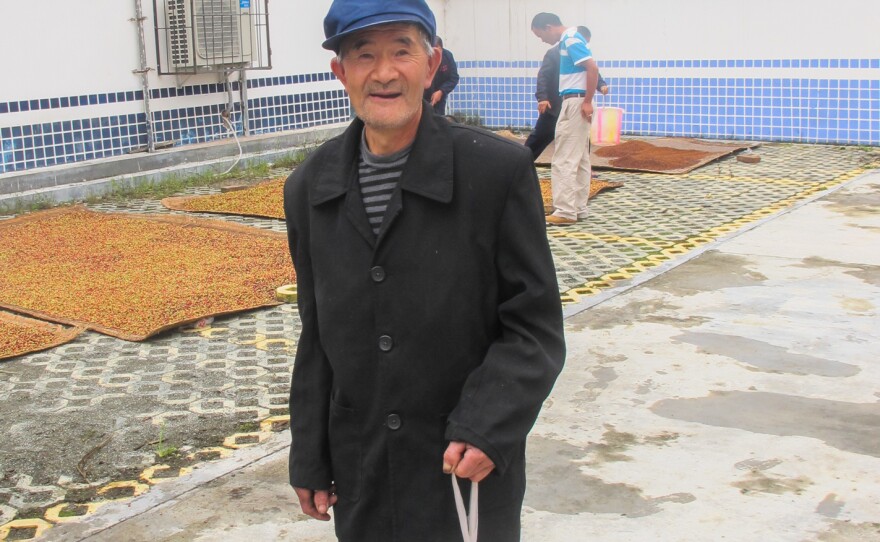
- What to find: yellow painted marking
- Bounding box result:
[684,174,815,186]
[140,465,193,484]
[570,287,601,296]
[232,333,296,352]
[553,232,671,249]
[260,415,291,433]
[0,519,52,539]
[186,447,234,462]
[182,326,229,338]
[661,248,689,256]
[44,502,106,523]
[275,284,298,303]
[97,480,149,500]
[223,432,267,449]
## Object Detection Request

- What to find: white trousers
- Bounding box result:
[550,98,592,220]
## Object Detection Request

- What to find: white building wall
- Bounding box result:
[445,0,878,62]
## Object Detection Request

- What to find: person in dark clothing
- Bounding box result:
[285,1,565,540]
[524,44,564,161]
[424,36,460,115]
[525,25,610,161]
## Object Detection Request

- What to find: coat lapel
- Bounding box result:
[308,107,456,250]
[399,106,454,204]
[308,118,376,248]
[375,106,455,245]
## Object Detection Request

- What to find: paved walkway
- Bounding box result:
[1,143,879,540]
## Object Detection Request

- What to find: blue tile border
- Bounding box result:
[0,75,348,174]
[0,72,337,116]
[449,72,880,146]
[2,60,879,174]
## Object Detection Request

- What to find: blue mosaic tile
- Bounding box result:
[2,61,879,174]
[448,59,880,147]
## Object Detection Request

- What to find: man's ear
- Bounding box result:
[330,56,347,86]
[424,46,442,89]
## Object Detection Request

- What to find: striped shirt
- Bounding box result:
[359,133,411,236]
[558,27,592,95]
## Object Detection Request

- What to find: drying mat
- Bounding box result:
[533,137,758,173]
[590,138,759,173]
[0,206,295,341]
[0,312,85,361]
[540,179,624,213]
[162,178,285,219]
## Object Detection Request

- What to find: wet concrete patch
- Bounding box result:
[816,520,880,541]
[525,436,693,517]
[651,391,880,458]
[635,379,656,395]
[795,256,880,287]
[734,458,782,471]
[673,332,860,377]
[816,493,845,518]
[586,426,638,463]
[840,296,875,313]
[824,184,880,219]
[580,298,709,331]
[732,470,811,495]
[583,425,680,465]
[648,252,768,297]
[574,366,619,403]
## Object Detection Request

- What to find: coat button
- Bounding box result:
[370,266,386,283]
[378,335,393,352]
[386,413,402,430]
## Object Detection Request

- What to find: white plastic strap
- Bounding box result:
[451,474,478,542]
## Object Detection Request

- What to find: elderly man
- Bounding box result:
[283,0,565,540]
[531,13,599,225]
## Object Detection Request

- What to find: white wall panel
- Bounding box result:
[443,0,880,63]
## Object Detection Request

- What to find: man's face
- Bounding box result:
[532,25,557,45]
[331,24,440,134]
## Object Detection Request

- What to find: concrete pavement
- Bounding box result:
[37,170,880,541]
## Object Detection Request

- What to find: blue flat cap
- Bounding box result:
[323,0,436,53]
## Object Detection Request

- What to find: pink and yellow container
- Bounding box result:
[590,106,625,146]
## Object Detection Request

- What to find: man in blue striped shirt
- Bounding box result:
[532,13,599,225]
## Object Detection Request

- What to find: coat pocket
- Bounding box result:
[328,399,362,502]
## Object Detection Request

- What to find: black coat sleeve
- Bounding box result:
[445,144,565,474]
[284,164,334,491]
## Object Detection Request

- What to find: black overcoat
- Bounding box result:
[283,105,565,542]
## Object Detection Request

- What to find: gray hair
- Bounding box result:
[336,23,434,62]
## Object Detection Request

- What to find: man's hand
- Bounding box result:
[599,85,610,96]
[537,100,552,114]
[581,100,594,121]
[443,441,495,483]
[430,90,444,106]
[293,486,337,521]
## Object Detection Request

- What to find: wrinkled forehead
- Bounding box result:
[338,22,425,53]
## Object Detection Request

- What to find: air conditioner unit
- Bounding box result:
[166,0,253,70]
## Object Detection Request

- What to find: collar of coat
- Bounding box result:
[308,103,454,207]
